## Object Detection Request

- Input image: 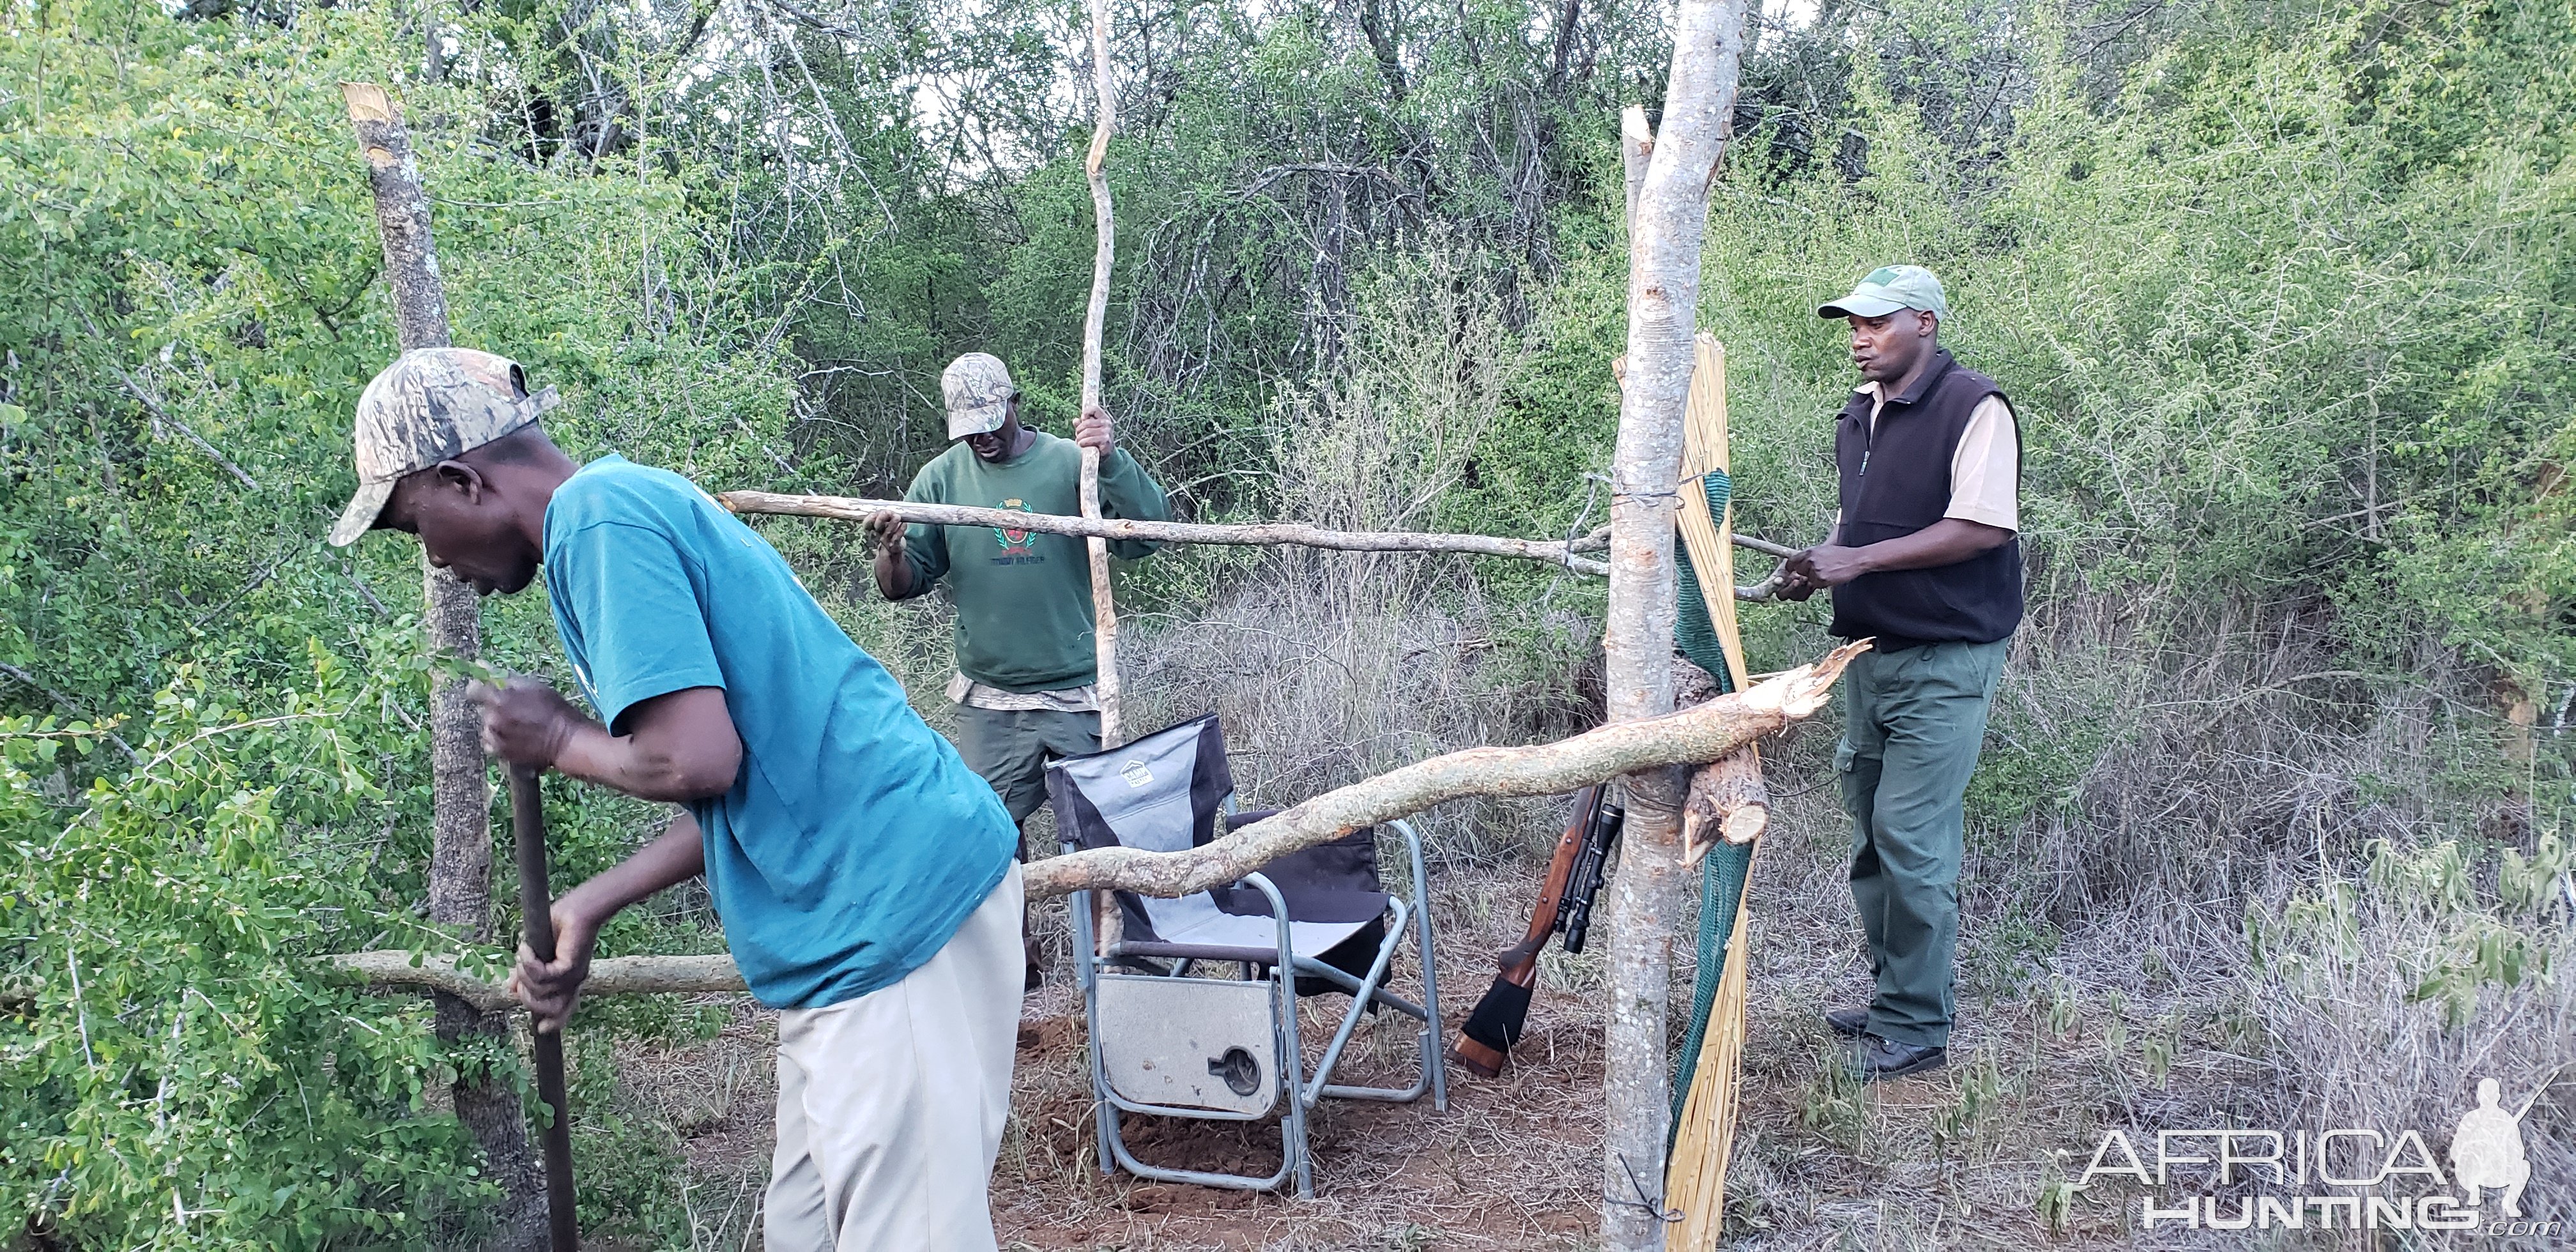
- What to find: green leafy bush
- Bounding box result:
[1,649,489,1246]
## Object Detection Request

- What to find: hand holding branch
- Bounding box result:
[865,509,907,555]
[1782,518,2013,599]
[866,510,916,599]
[1781,544,1869,594]
[468,677,586,770]
[1075,404,1115,452]
[506,900,600,1034]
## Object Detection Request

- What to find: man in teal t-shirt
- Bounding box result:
[330,347,1022,1251]
[868,354,1169,972]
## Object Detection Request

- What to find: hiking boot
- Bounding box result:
[1846,1034,1947,1081]
[1823,1006,1869,1038]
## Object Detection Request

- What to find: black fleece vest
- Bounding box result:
[1828,349,2024,646]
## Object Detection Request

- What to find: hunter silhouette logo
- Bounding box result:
[2451,1078,2535,1217]
[993,499,1036,550]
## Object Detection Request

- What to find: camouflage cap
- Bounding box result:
[1817,264,1949,320]
[327,347,561,547]
[941,352,1017,439]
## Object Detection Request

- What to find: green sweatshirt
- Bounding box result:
[895,432,1170,691]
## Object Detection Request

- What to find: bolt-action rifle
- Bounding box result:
[1446,784,1624,1077]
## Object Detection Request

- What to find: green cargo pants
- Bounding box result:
[953,704,1101,839]
[1837,638,2007,1049]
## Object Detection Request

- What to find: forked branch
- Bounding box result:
[1022,641,1862,899]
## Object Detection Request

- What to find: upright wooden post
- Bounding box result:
[1079,0,1123,747]
[342,82,547,1252]
[1597,0,1749,1245]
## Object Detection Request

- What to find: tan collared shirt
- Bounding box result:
[1846,382,2020,533]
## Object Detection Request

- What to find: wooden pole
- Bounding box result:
[1662,880,1754,1250]
[1674,336,1749,688]
[1598,0,1749,1242]
[1676,337,1771,864]
[341,81,548,1252]
[509,768,579,1251]
[1080,0,1122,747]
[739,489,1803,597]
[726,490,1620,577]
[330,642,1862,1006]
[1666,338,1767,1247]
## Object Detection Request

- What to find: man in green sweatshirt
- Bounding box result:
[868,352,1170,868]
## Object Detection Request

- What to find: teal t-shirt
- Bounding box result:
[542,456,1016,1009]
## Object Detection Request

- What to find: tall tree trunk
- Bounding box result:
[1595,0,1749,1245]
[342,82,547,1252]
[1544,0,1584,95]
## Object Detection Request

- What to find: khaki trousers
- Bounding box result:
[765,865,1023,1251]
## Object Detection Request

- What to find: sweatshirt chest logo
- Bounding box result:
[988,500,1046,565]
[993,500,1036,551]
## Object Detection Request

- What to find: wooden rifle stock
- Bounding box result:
[1447,786,1602,1077]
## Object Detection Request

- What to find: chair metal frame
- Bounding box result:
[1064,816,1448,1197]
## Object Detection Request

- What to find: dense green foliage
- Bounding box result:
[3,650,487,1246]
[3,0,2568,1241]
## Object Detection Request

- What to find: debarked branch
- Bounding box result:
[723,490,1797,597]
[315,642,1865,1009]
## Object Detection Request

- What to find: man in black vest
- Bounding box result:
[1778,265,2021,1080]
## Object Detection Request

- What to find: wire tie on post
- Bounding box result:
[1608,1150,1683,1224]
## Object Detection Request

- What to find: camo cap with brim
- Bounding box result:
[1817,264,1949,320]
[328,347,561,547]
[942,352,1016,439]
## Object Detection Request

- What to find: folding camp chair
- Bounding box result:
[1045,714,1448,1197]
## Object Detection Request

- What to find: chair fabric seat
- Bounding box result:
[1115,889,1385,965]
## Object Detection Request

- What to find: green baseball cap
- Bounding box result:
[1816,265,1949,319]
